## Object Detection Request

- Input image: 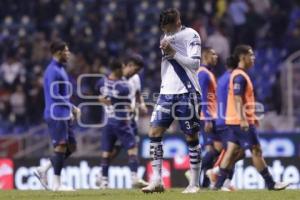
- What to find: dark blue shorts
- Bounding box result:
[101,119,136,152]
[150,93,201,134]
[215,125,231,149]
[46,119,76,147]
[227,125,260,150]
[201,121,221,146]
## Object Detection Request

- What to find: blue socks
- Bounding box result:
[51,152,65,176]
[260,168,275,189]
[128,155,139,173]
[101,157,110,177]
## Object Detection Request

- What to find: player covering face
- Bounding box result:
[142,8,202,194]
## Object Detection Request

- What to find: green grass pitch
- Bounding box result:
[1,189,300,200]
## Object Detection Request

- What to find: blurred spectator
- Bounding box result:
[228,0,249,48]
[9,84,27,130]
[0,49,25,90]
[206,23,230,64]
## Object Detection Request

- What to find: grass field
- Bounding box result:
[1,189,300,200]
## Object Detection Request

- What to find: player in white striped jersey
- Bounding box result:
[142,8,202,194]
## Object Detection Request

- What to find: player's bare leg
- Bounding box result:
[251,145,290,190]
[142,126,166,193]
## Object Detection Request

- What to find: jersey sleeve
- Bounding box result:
[233,75,247,96]
[48,69,74,108]
[187,31,201,60]
[198,71,212,119]
[95,77,105,95]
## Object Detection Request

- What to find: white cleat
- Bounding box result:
[272,182,290,191]
[182,185,200,194]
[33,168,49,190]
[52,185,75,192]
[206,169,217,187]
[132,179,149,188]
[95,175,108,189]
[141,182,164,193]
[221,179,236,192]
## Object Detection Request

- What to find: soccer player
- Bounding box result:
[141,8,202,194]
[214,45,289,190]
[197,47,222,188]
[96,54,148,188]
[205,57,245,191]
[34,40,81,191]
[97,59,143,189]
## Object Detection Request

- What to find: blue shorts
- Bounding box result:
[150,93,201,134]
[101,119,136,152]
[215,125,231,149]
[227,125,260,150]
[46,119,76,147]
[201,121,222,146]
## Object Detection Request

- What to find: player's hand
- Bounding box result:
[139,103,148,115]
[98,96,112,106]
[204,120,213,133]
[72,106,81,120]
[240,120,249,132]
[160,39,176,58]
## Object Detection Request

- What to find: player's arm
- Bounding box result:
[136,91,148,114]
[48,69,78,116]
[134,75,148,114]
[95,77,112,106]
[233,75,248,131]
[160,32,201,70]
[198,71,213,132]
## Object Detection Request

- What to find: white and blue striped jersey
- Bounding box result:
[160,26,202,94]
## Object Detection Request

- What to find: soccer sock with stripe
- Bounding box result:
[187,140,201,187]
[101,157,110,179]
[149,137,163,183]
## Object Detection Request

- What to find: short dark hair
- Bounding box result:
[123,53,144,68]
[227,45,252,69]
[159,8,180,28]
[109,58,123,71]
[50,40,67,54]
[201,47,213,56]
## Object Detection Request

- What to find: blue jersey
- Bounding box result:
[216,70,231,126]
[43,59,73,120]
[96,77,131,122]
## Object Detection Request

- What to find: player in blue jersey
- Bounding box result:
[212,45,289,191]
[196,47,224,188]
[205,57,245,191]
[96,54,148,188]
[34,40,80,191]
[96,59,144,189]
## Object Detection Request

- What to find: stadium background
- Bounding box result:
[0,0,300,190]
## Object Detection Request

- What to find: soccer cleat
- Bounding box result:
[132,179,149,188]
[182,185,200,194]
[33,168,49,190]
[141,181,164,193]
[96,176,108,189]
[52,185,75,192]
[221,179,236,192]
[271,182,290,191]
[206,168,217,187]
